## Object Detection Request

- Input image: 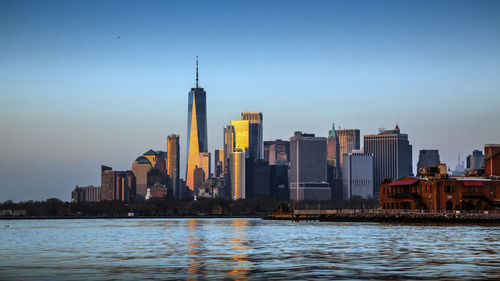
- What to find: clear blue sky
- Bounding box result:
[1,0,499,202]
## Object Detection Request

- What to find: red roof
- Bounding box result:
[462,181,484,187]
[389,178,419,186]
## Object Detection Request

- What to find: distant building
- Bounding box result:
[199,152,211,180]
[337,129,360,168]
[327,123,342,201]
[71,185,101,202]
[223,125,235,174]
[241,112,263,159]
[289,131,331,201]
[230,149,246,200]
[452,154,466,177]
[269,164,289,201]
[485,144,500,177]
[380,175,500,212]
[327,122,340,167]
[101,165,135,201]
[186,58,208,192]
[417,150,440,170]
[193,166,206,194]
[132,156,152,197]
[167,134,181,199]
[467,150,484,170]
[231,120,250,154]
[115,170,135,201]
[101,165,115,201]
[364,124,412,198]
[245,159,270,198]
[342,152,374,200]
[265,139,290,165]
[214,149,224,178]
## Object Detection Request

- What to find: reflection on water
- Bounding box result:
[229,219,252,280]
[0,219,500,280]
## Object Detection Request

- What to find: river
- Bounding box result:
[1,218,499,280]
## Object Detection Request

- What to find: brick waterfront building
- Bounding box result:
[380,175,500,212]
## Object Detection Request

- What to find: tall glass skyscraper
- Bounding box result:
[186,58,208,192]
[241,112,263,159]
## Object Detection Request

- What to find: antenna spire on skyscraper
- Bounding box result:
[196,56,199,88]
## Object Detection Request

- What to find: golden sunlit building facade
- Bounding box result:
[186,58,208,192]
[230,120,250,154]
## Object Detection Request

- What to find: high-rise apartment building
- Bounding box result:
[186,58,208,192]
[417,150,440,170]
[71,185,101,202]
[342,152,374,200]
[167,134,180,199]
[230,149,246,200]
[364,125,412,198]
[241,112,263,159]
[289,131,331,201]
[336,129,360,168]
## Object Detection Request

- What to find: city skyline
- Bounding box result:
[2,0,500,201]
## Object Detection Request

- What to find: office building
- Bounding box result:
[167,134,181,199]
[327,122,340,166]
[467,150,484,170]
[230,149,246,200]
[289,131,331,201]
[186,58,208,192]
[193,166,205,194]
[241,112,263,159]
[101,165,136,201]
[364,125,412,198]
[265,139,290,165]
[132,156,153,197]
[337,129,360,168]
[417,150,440,171]
[101,165,115,201]
[269,164,289,201]
[214,149,224,178]
[245,158,270,198]
[342,152,374,200]
[223,125,235,173]
[231,120,250,154]
[199,152,211,180]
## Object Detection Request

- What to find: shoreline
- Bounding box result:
[0,215,262,220]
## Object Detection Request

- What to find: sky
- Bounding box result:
[1,0,499,202]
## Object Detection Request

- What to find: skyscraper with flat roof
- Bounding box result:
[417,150,440,170]
[289,131,331,201]
[186,58,208,192]
[230,149,246,200]
[231,120,250,154]
[364,125,412,198]
[167,134,180,199]
[241,112,263,159]
[336,129,360,168]
[199,152,211,180]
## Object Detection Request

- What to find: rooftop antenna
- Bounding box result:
[196,56,199,88]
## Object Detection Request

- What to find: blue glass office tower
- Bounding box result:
[186,58,208,192]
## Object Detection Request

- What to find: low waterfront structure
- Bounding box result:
[380,175,500,212]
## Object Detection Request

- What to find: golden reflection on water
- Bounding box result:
[185,220,202,281]
[229,219,252,281]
